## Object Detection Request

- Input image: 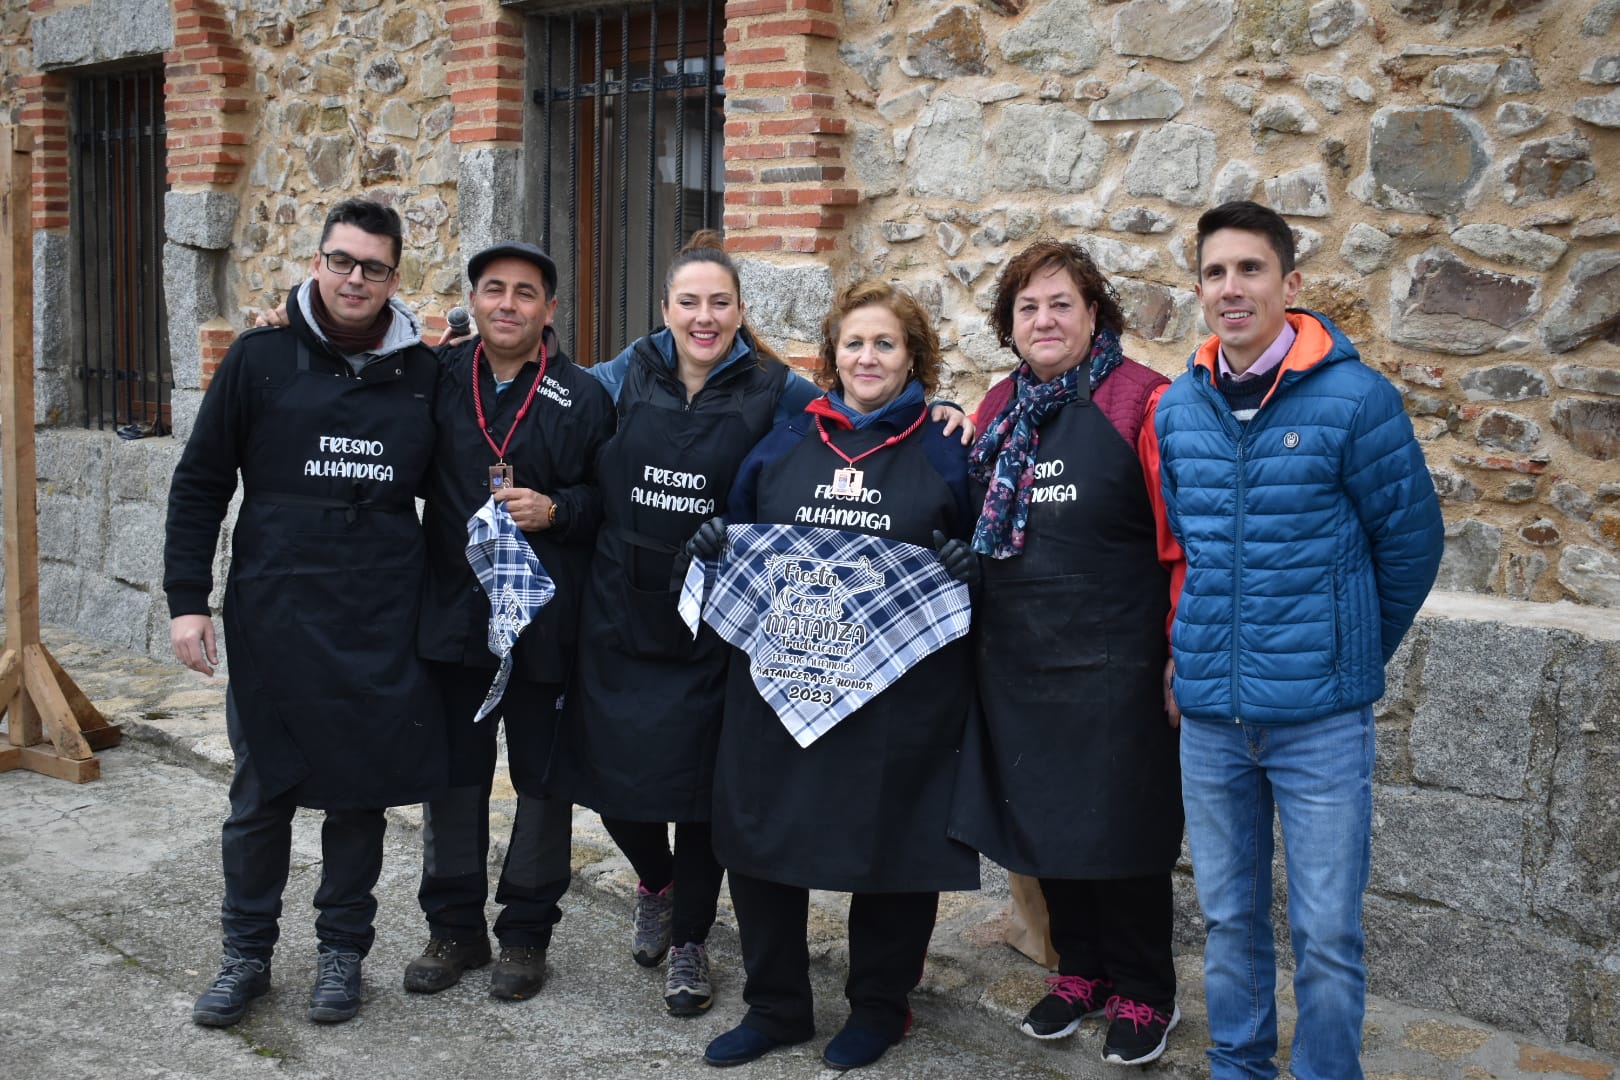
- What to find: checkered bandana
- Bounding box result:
[465,497,556,723]
[679,523,971,747]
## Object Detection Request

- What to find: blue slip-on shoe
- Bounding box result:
[821,1020,902,1071]
[704,1023,799,1067]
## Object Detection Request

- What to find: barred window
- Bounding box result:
[530,1,726,364]
[71,65,171,437]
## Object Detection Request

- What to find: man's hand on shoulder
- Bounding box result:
[253,305,287,329]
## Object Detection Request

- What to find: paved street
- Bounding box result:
[2,626,1619,1079]
[0,749,1069,1080]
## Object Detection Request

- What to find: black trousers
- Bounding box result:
[417,667,573,949]
[728,870,937,1044]
[601,817,724,947]
[1040,874,1177,1010]
[219,690,386,960]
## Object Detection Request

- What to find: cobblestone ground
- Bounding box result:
[2,625,1616,1079]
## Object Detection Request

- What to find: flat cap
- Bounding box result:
[467,241,558,296]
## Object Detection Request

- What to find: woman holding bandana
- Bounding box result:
[948,240,1187,1067]
[697,281,980,1072]
[553,235,973,1021]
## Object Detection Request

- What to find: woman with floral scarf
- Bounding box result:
[948,239,1187,1068]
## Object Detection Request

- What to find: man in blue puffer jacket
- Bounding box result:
[1155,201,1443,1080]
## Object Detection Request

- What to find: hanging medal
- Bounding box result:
[471,340,548,493]
[814,402,930,499]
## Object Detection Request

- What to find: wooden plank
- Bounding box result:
[0,125,41,670]
[0,744,18,771]
[22,645,92,761]
[39,644,109,730]
[0,647,19,721]
[82,726,121,751]
[16,743,98,783]
[4,686,41,750]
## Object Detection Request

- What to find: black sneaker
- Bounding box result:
[192,954,271,1027]
[1101,996,1180,1066]
[402,936,492,993]
[489,945,546,1001]
[308,949,363,1023]
[1020,974,1113,1040]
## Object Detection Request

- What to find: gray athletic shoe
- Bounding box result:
[631,881,673,967]
[664,942,712,1016]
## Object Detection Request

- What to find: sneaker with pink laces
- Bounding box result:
[1019,974,1114,1040]
[631,881,673,967]
[1101,995,1180,1065]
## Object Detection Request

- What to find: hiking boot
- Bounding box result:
[632,881,674,967]
[307,949,363,1023]
[192,954,271,1027]
[489,945,546,1001]
[1101,996,1180,1066]
[1019,974,1113,1040]
[664,942,712,1016]
[402,936,492,993]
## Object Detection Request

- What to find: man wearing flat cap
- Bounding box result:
[404,241,615,1001]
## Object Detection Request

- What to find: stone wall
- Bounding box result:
[0,0,528,658]
[1161,593,1613,1053]
[1162,592,1620,1053]
[1367,594,1617,1050]
[727,0,1620,609]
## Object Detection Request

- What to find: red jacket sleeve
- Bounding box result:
[1138,383,1184,642]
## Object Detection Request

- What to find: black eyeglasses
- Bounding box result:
[320,249,396,282]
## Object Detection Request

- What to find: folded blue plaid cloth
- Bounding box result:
[465,497,556,723]
[680,523,971,747]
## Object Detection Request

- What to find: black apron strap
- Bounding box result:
[608,522,681,556]
[248,491,413,524]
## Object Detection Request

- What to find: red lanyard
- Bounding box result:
[470,340,547,464]
[813,404,930,467]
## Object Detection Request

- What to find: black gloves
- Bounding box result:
[685,517,728,561]
[933,529,980,588]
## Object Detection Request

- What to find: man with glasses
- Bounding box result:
[166,197,447,1028]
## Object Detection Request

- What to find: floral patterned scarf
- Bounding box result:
[968,327,1124,558]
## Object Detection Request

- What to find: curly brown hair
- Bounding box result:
[816,280,941,399]
[989,239,1124,356]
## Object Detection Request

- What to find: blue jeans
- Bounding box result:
[1180,706,1374,1080]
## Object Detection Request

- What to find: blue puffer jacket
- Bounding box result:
[1155,310,1443,725]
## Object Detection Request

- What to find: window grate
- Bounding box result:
[71,66,171,435]
[532,1,725,366]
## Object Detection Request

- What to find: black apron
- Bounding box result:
[222,341,445,810]
[948,389,1182,878]
[556,392,755,821]
[710,417,980,894]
